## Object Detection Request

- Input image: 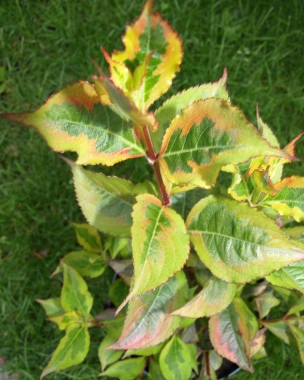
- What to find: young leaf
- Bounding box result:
[40,324,90,379]
[159,98,292,188]
[110,272,188,350]
[61,251,106,278]
[172,276,237,318]
[254,291,280,319]
[69,161,139,237]
[261,176,304,222]
[72,222,102,253]
[98,334,124,372]
[61,263,93,319]
[116,193,189,312]
[209,298,253,372]
[159,335,192,380]
[100,357,146,380]
[153,69,229,150]
[4,82,145,166]
[266,260,304,293]
[111,0,182,110]
[36,298,65,318]
[186,195,304,283]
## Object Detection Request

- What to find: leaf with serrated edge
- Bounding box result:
[4,82,145,166]
[116,194,189,313]
[36,298,65,318]
[256,105,279,148]
[123,343,163,358]
[72,222,102,253]
[172,276,236,318]
[61,263,93,319]
[159,335,192,380]
[209,298,253,372]
[100,357,146,380]
[110,271,187,350]
[186,195,304,283]
[284,226,304,244]
[261,176,304,222]
[159,98,293,188]
[250,328,267,357]
[40,324,89,379]
[111,0,182,110]
[266,260,304,293]
[61,251,106,278]
[98,334,123,372]
[153,69,229,151]
[69,160,142,237]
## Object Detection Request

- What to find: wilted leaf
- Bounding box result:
[159,335,192,380]
[209,298,253,372]
[4,82,145,166]
[40,324,89,379]
[172,276,237,318]
[250,328,267,357]
[72,222,102,253]
[187,195,304,283]
[116,194,189,312]
[160,98,292,188]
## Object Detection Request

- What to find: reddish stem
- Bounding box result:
[142,126,170,206]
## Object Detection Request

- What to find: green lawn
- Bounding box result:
[1,0,304,379]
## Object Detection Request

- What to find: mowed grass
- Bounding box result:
[0,0,303,379]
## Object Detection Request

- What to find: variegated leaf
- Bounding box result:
[209,298,253,372]
[172,276,237,318]
[110,272,187,350]
[100,357,146,380]
[261,176,304,222]
[111,0,182,110]
[266,260,304,293]
[4,82,145,166]
[116,193,189,313]
[186,195,304,283]
[159,98,292,188]
[71,222,102,253]
[60,251,106,278]
[40,324,90,379]
[153,69,229,150]
[98,334,124,371]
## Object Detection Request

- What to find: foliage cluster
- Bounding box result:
[2,1,304,379]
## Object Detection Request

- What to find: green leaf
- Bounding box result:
[100,311,125,340]
[199,353,217,380]
[98,334,124,371]
[104,236,131,259]
[61,264,93,319]
[266,260,304,293]
[123,343,164,359]
[262,176,304,222]
[186,195,304,283]
[49,311,81,331]
[288,323,304,364]
[254,291,280,319]
[116,194,189,312]
[4,82,145,166]
[72,222,102,253]
[36,298,65,318]
[110,0,182,110]
[262,319,298,346]
[159,335,192,380]
[40,324,90,379]
[109,278,130,308]
[209,298,253,372]
[153,69,229,151]
[288,295,304,316]
[100,357,146,380]
[172,276,237,318]
[69,161,141,237]
[284,226,304,243]
[159,98,292,188]
[110,272,188,350]
[148,359,166,380]
[61,251,106,278]
[256,105,280,148]
[171,187,208,220]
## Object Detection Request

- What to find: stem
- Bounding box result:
[142,126,171,206]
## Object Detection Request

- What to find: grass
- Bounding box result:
[0,0,303,378]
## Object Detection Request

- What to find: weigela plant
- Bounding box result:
[3,1,304,378]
